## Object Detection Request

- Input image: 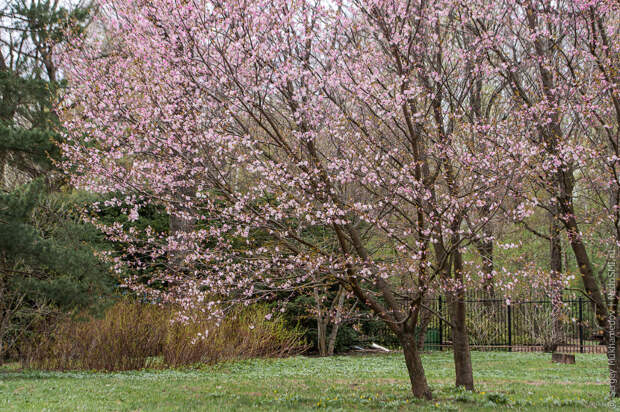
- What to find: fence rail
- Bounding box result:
[419,291,604,353]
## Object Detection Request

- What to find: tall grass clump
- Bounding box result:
[23,300,306,371]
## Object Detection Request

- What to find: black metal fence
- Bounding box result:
[420,291,604,353]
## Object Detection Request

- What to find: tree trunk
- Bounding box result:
[168,185,196,271]
[326,322,339,356]
[401,332,432,400]
[449,250,475,390]
[478,238,494,295]
[447,293,474,390]
[474,216,494,296]
[548,210,563,352]
[0,314,5,365]
[314,287,328,357]
[564,215,609,332]
[326,286,346,356]
[317,317,327,357]
[476,236,495,307]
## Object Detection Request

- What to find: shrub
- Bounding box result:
[164,305,308,367]
[23,300,306,371]
[23,300,168,371]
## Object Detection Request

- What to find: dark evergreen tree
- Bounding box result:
[0,0,112,361]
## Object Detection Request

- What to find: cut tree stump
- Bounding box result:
[551,353,575,364]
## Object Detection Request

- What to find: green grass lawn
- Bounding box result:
[0,351,612,411]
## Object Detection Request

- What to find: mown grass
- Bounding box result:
[0,351,611,411]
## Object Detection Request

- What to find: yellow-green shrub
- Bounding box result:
[23,301,306,371]
[23,300,168,371]
[164,305,307,367]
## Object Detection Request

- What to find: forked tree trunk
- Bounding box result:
[326,286,346,356]
[401,332,432,400]
[326,323,339,356]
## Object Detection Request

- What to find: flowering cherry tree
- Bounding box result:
[59,0,517,398]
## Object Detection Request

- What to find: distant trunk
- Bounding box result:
[314,287,328,357]
[475,235,495,308]
[0,151,6,190]
[474,208,494,296]
[477,238,494,295]
[169,186,195,271]
[326,286,346,356]
[317,318,327,357]
[169,213,194,269]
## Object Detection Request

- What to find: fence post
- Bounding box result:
[578,297,584,354]
[438,296,443,351]
[507,302,512,352]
